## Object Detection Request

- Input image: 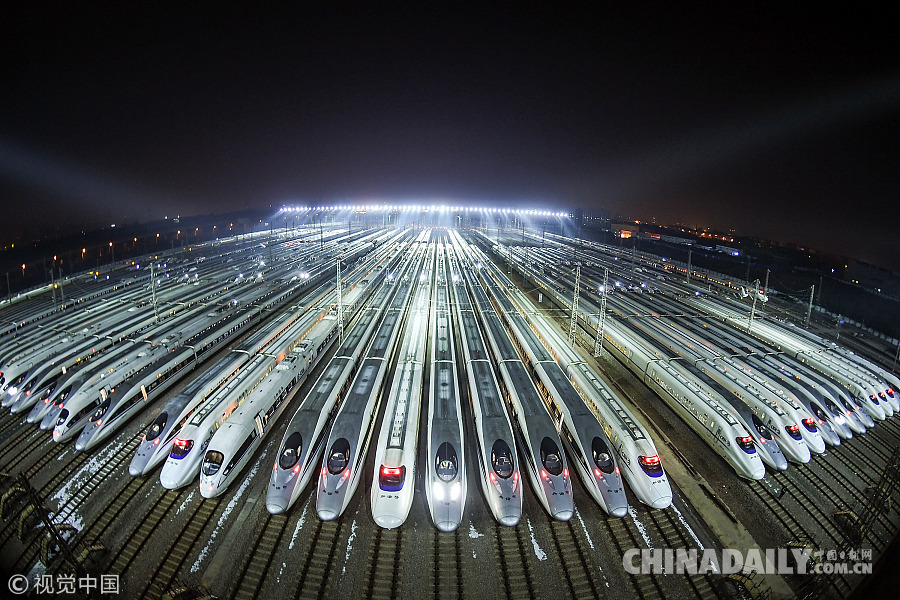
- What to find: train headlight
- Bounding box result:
[433,482,445,502]
[450,482,461,501]
[8,386,17,396]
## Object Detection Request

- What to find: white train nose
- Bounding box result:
[434,520,459,533]
[649,495,673,510]
[317,508,338,521]
[373,514,404,529]
[266,500,287,515]
[551,508,573,522]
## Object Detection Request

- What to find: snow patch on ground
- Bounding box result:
[342,520,358,576]
[468,522,484,539]
[51,438,127,530]
[176,490,196,515]
[289,498,309,550]
[189,459,260,573]
[574,507,594,549]
[628,505,652,548]
[526,518,547,561]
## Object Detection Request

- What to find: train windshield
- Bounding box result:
[56,386,71,403]
[491,440,514,479]
[327,438,351,475]
[752,415,774,441]
[56,409,69,427]
[279,432,303,470]
[639,455,663,476]
[147,413,167,442]
[736,436,756,453]
[170,438,193,459]
[379,465,406,492]
[435,442,458,482]
[201,451,224,476]
[591,437,615,474]
[540,437,564,476]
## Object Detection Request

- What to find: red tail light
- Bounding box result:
[174,438,189,447]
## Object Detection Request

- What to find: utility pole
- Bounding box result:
[748,278,760,334]
[686,248,692,284]
[58,267,65,305]
[804,285,814,328]
[568,263,581,346]
[151,263,160,321]
[594,267,609,357]
[50,266,57,308]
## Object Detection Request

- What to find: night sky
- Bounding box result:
[3,4,898,269]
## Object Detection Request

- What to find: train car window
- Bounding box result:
[327,438,351,475]
[279,432,303,470]
[491,440,514,479]
[435,442,458,482]
[223,432,257,477]
[540,437,564,476]
[591,437,615,474]
[170,438,193,459]
[147,413,168,442]
[202,450,224,475]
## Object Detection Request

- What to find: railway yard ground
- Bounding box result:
[1,227,898,600]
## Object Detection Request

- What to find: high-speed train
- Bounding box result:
[135,234,397,477]
[448,247,522,527]
[74,280,309,451]
[199,314,338,498]
[129,311,307,476]
[423,245,467,532]
[502,286,674,509]
[267,254,400,514]
[317,235,426,521]
[370,242,434,529]
[462,239,627,517]
[593,294,820,461]
[462,255,574,521]
[588,318,764,479]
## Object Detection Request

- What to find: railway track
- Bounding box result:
[364,526,403,600]
[602,513,665,600]
[231,512,289,600]
[643,507,722,599]
[293,515,344,599]
[492,523,535,600]
[138,496,221,600]
[433,529,463,600]
[0,426,42,472]
[751,473,851,598]
[109,488,188,576]
[546,518,602,600]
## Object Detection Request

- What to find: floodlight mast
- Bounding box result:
[336,253,344,342]
[568,263,581,345]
